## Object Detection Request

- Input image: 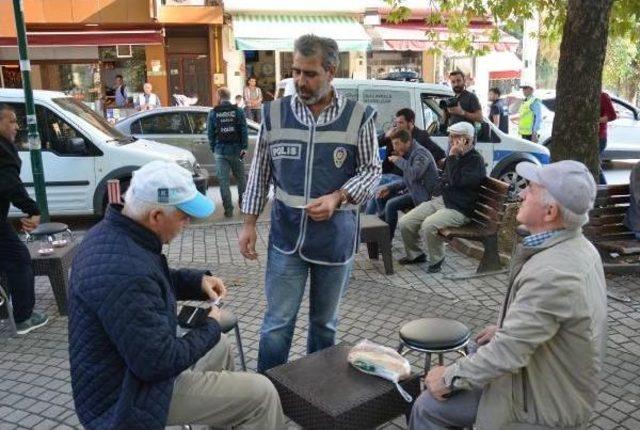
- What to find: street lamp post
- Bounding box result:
[12,0,49,221]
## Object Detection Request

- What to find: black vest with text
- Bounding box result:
[214,103,241,142]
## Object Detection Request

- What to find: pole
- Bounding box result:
[12,0,49,221]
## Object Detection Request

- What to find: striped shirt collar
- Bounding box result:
[290,86,344,126]
[522,229,564,248]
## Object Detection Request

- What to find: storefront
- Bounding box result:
[225,14,371,100]
[0,29,163,114]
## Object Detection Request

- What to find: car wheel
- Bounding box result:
[101,178,130,215]
[498,165,527,201]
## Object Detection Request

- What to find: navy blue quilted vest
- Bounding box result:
[264,95,375,264]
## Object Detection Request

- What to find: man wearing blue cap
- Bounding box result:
[68,161,284,430]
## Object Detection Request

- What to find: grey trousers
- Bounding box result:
[166,334,286,429]
[409,387,482,430]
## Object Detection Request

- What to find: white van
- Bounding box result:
[278,78,550,192]
[2,89,207,217]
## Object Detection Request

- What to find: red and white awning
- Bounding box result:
[374,22,518,53]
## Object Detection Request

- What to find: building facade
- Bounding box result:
[0,0,224,112]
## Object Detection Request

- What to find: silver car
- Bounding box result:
[115,106,259,180]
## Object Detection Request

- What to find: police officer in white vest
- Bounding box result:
[239,34,382,372]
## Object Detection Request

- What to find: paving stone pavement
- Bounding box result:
[1,221,639,430]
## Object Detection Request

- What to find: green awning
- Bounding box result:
[233,14,371,51]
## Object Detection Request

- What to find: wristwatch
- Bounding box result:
[337,189,350,207]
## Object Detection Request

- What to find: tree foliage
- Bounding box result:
[386,0,640,56]
[603,37,640,102]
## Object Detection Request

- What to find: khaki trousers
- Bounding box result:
[166,334,286,429]
[398,196,469,263]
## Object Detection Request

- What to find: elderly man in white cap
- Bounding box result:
[398,121,486,272]
[68,161,284,430]
[409,160,607,430]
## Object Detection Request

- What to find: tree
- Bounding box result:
[603,37,640,103]
[387,0,640,178]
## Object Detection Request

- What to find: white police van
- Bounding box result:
[2,89,208,217]
[278,78,550,194]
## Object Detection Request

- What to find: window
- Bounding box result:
[613,101,636,120]
[130,120,143,134]
[41,109,95,156]
[188,112,209,134]
[138,113,189,134]
[421,96,448,136]
[8,103,48,151]
[541,98,556,112]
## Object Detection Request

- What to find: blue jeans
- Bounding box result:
[257,246,353,373]
[365,173,403,215]
[381,194,415,240]
[215,153,246,214]
[599,137,607,185]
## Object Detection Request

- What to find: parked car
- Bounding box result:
[115,106,259,180]
[2,89,207,217]
[536,95,640,160]
[279,78,550,196]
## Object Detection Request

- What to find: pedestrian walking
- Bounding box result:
[207,87,248,217]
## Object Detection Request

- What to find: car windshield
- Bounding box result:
[52,97,133,143]
[541,98,556,112]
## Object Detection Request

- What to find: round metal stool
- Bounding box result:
[397,318,471,375]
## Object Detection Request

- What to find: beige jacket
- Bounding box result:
[444,229,608,430]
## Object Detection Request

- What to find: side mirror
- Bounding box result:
[69,137,87,154]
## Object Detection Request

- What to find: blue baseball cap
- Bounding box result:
[129,161,215,218]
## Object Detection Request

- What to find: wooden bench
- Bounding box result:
[584,184,640,275]
[360,215,394,275]
[437,177,511,279]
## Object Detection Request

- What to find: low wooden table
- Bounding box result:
[27,241,78,315]
[266,344,420,430]
[360,215,394,275]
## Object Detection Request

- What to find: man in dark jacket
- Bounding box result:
[398,121,486,272]
[373,129,438,240]
[366,108,445,214]
[68,161,284,430]
[0,103,48,335]
[378,108,446,175]
[208,87,249,217]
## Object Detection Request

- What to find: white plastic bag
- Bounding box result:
[348,339,413,402]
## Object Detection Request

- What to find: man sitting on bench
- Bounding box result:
[370,129,438,240]
[397,122,485,273]
[624,160,640,239]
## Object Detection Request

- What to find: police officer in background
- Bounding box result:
[518,82,542,142]
[239,34,381,373]
[488,87,510,134]
[207,87,248,217]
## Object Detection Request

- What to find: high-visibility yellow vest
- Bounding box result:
[518,97,538,136]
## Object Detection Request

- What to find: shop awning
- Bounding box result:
[233,14,371,51]
[0,30,164,47]
[375,22,518,52]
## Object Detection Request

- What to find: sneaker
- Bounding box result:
[427,258,445,273]
[16,312,49,335]
[398,254,427,265]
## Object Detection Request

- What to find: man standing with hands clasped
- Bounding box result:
[239,34,381,373]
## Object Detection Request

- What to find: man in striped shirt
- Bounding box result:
[239,34,381,372]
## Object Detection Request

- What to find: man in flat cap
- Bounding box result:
[410,160,607,430]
